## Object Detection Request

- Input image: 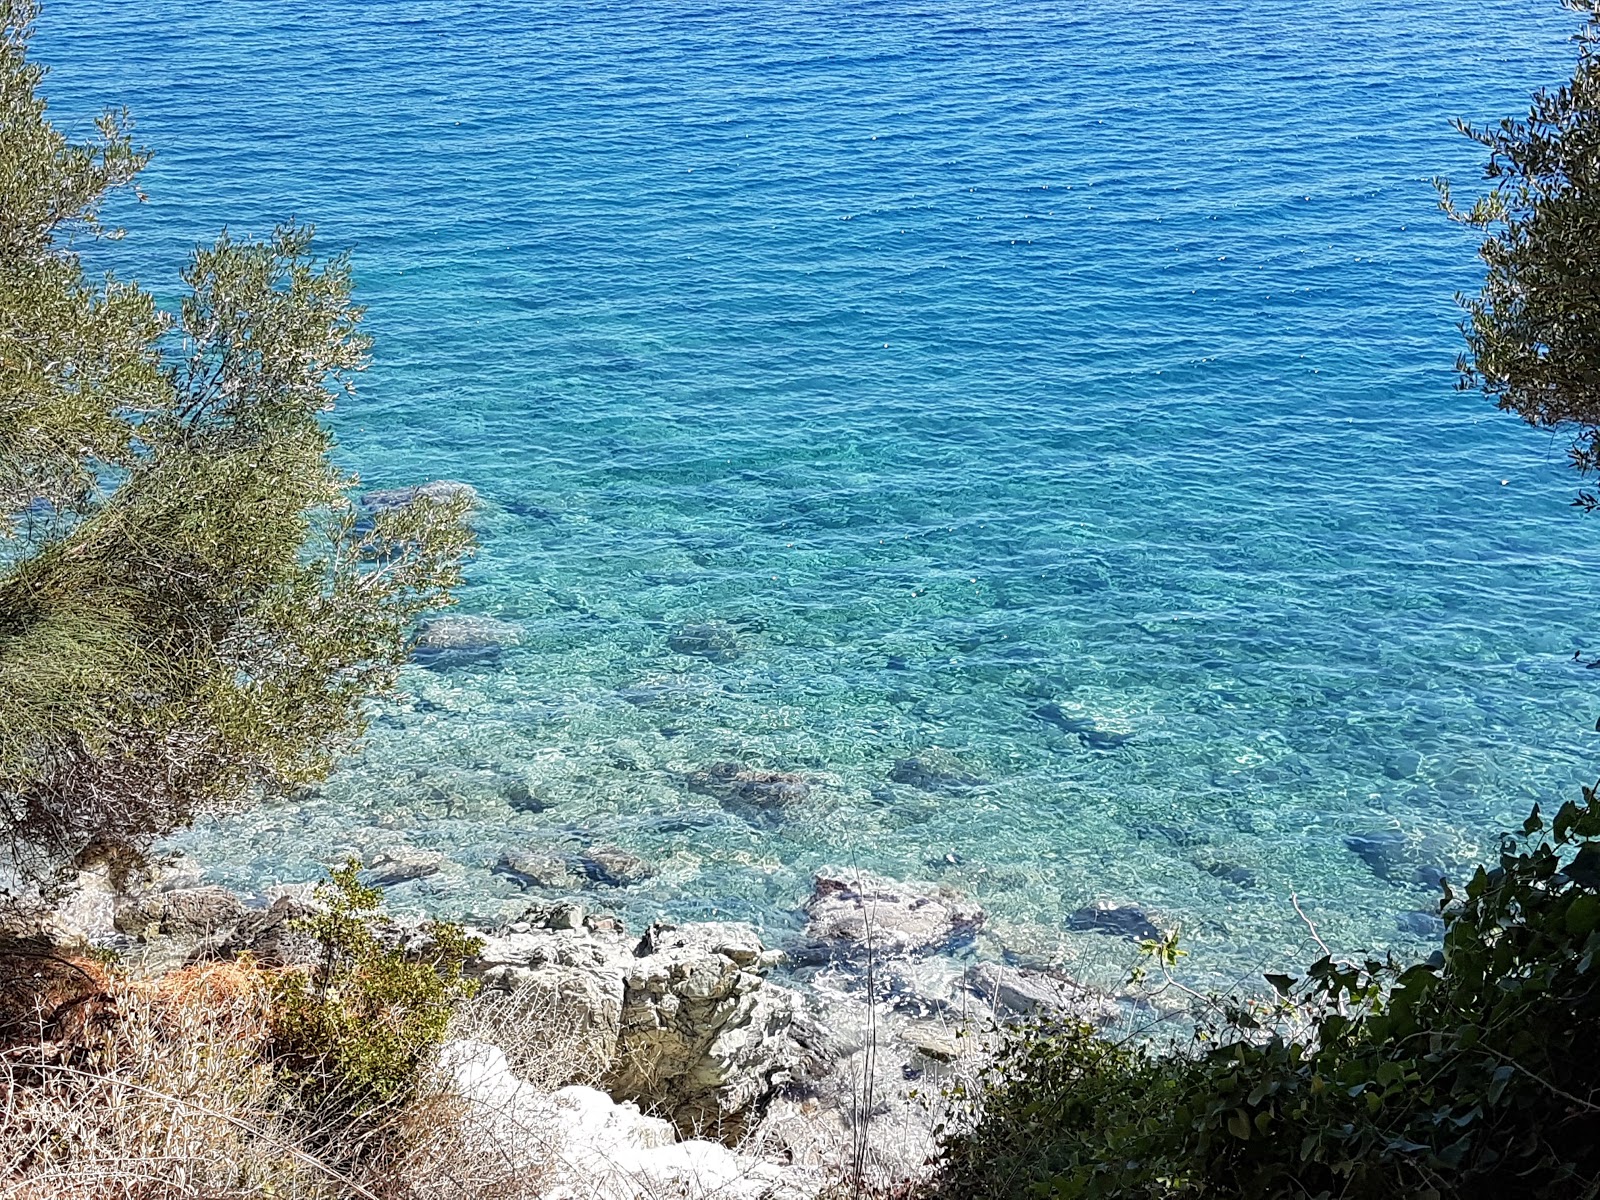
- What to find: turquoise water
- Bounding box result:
[35,0,1600,982]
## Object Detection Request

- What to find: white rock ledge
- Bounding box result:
[440,1040,821,1200]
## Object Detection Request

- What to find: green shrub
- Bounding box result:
[267,860,482,1139]
[931,788,1600,1199]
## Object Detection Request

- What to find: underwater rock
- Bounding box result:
[412,614,520,670]
[667,620,744,662]
[1138,822,1212,850]
[1383,749,1423,780]
[1031,703,1134,750]
[504,496,557,522]
[887,757,983,794]
[963,962,1122,1025]
[687,761,812,814]
[501,779,551,814]
[1190,847,1258,889]
[579,844,656,888]
[1344,831,1453,889]
[798,870,984,960]
[619,683,675,706]
[362,479,479,513]
[361,846,444,887]
[1066,901,1161,942]
[1395,909,1446,938]
[494,849,582,891]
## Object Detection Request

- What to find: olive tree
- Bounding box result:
[0,0,472,902]
[1439,0,1600,502]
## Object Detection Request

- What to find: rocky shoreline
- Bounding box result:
[19,855,1157,1193]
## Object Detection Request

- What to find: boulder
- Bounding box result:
[799,870,984,960]
[411,614,520,669]
[610,922,801,1136]
[468,912,814,1139]
[898,1020,966,1064]
[687,761,811,815]
[1066,901,1161,942]
[154,887,248,938]
[361,847,444,887]
[578,844,655,888]
[469,923,633,1072]
[192,896,321,968]
[47,866,119,942]
[494,849,582,892]
[963,962,1122,1025]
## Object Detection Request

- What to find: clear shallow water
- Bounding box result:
[34,0,1600,983]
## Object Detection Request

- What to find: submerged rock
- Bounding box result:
[667,620,744,662]
[887,757,983,794]
[500,778,551,814]
[494,849,582,892]
[798,870,984,960]
[411,614,521,670]
[1395,909,1446,938]
[1031,703,1134,750]
[1190,847,1258,889]
[618,683,675,707]
[1383,749,1423,780]
[361,846,444,887]
[579,845,655,888]
[362,479,479,513]
[1344,831,1453,889]
[964,962,1122,1025]
[1066,901,1161,942]
[687,761,811,816]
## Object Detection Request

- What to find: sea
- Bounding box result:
[33,0,1598,987]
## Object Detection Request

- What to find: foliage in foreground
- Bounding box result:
[931,791,1600,1199]
[0,0,473,900]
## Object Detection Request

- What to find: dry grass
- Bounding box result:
[0,959,344,1200]
[0,961,627,1200]
[443,976,607,1093]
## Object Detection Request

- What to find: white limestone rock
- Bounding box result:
[439,1040,820,1200]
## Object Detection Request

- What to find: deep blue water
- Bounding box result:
[33,0,1600,981]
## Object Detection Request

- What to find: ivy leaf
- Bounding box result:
[1566,844,1600,890]
[1567,893,1600,936]
[1486,1063,1515,1106]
